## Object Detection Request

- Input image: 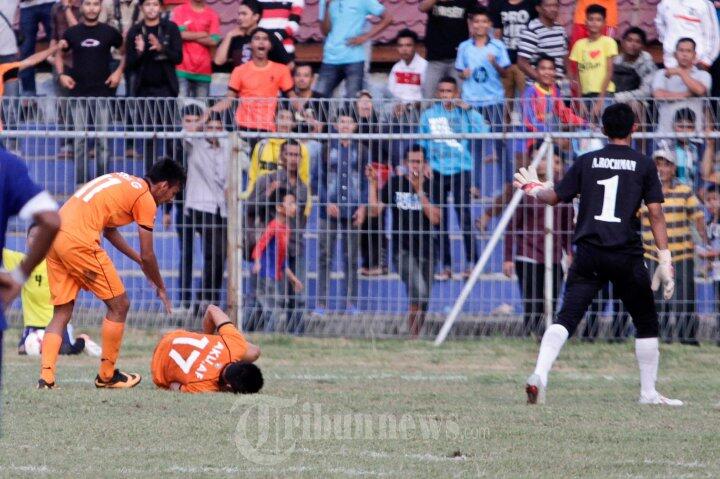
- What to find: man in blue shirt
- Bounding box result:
[0,149,60,392]
[420,77,489,280]
[315,110,371,314]
[315,0,393,98]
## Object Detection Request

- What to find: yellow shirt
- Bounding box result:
[241,138,311,200]
[569,36,618,95]
[2,249,53,328]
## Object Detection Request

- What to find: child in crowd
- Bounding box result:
[700,184,720,346]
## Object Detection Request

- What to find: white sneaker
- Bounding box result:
[525,373,546,405]
[79,334,102,357]
[638,392,684,406]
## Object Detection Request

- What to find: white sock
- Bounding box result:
[533,324,569,386]
[635,337,659,399]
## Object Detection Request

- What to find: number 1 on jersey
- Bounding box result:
[594,175,621,223]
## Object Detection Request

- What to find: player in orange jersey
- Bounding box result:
[151,304,262,393]
[39,159,186,390]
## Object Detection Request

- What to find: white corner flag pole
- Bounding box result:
[434,136,553,346]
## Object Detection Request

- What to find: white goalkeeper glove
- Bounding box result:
[513,166,552,198]
[651,249,675,300]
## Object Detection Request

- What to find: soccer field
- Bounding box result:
[1,330,719,478]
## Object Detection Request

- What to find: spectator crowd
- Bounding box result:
[3,0,720,342]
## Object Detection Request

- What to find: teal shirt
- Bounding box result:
[319,0,385,65]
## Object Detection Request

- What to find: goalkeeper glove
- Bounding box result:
[513,166,552,198]
[651,249,675,300]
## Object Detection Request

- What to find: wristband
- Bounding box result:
[10,267,27,285]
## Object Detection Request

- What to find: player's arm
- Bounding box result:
[203,304,260,362]
[137,227,172,313]
[103,227,141,264]
[513,166,560,206]
[646,202,675,300]
[14,211,60,283]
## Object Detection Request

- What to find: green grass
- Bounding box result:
[1,329,719,478]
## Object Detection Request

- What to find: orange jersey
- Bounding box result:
[228,60,293,131]
[0,62,21,98]
[59,172,157,246]
[151,324,249,393]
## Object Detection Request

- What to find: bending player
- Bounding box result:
[514,103,682,406]
[151,305,262,393]
[39,159,186,389]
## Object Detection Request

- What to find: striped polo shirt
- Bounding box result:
[518,18,568,81]
[640,181,704,263]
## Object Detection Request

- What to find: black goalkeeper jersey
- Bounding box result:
[555,144,664,255]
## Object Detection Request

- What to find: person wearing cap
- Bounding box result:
[640,147,708,345]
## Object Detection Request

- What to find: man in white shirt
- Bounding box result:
[655,0,720,69]
[387,28,427,103]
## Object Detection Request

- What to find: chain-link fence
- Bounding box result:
[1,96,719,342]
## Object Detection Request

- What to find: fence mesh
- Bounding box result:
[1,96,719,342]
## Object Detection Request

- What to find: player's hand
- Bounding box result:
[59,74,76,90]
[513,165,550,197]
[0,272,22,310]
[502,261,514,278]
[157,288,172,314]
[105,70,122,88]
[651,249,675,300]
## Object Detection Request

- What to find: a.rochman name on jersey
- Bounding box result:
[591,156,637,171]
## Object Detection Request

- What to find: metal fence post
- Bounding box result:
[544,137,554,331]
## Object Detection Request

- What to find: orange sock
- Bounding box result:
[99,318,125,381]
[40,332,63,384]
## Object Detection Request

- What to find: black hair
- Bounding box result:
[181,104,204,118]
[146,158,187,187]
[396,28,419,44]
[335,108,356,122]
[222,362,264,394]
[437,76,457,87]
[206,111,224,124]
[529,141,561,157]
[622,26,647,45]
[467,5,490,19]
[280,138,302,153]
[676,37,697,51]
[249,27,273,40]
[293,62,313,74]
[706,184,720,195]
[585,4,607,19]
[673,107,697,125]
[601,103,636,139]
[240,0,263,16]
[535,53,556,68]
[404,143,426,160]
[271,186,294,206]
[139,0,163,5]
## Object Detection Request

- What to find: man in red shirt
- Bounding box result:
[208,27,294,137]
[171,0,221,97]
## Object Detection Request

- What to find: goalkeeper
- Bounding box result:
[514,103,682,406]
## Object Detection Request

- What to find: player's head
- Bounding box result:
[467,6,491,37]
[404,144,426,177]
[140,0,163,20]
[672,107,696,136]
[280,139,302,172]
[273,187,297,218]
[705,184,720,215]
[436,76,458,105]
[652,148,676,182]
[221,361,264,394]
[601,103,636,141]
[535,54,557,87]
[249,28,272,60]
[675,37,697,67]
[146,158,186,204]
[26,222,39,249]
[585,4,606,34]
[276,108,295,133]
[238,0,262,30]
[396,28,418,62]
[81,0,102,22]
[621,27,647,57]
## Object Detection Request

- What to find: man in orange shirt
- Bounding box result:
[207,27,294,137]
[39,159,186,390]
[151,304,262,393]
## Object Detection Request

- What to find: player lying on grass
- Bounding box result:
[39,159,185,390]
[514,103,682,406]
[151,305,262,393]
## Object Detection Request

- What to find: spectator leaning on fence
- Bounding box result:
[641,148,708,345]
[57,0,124,184]
[419,0,479,99]
[420,77,489,281]
[612,27,657,114]
[517,0,567,94]
[257,0,304,57]
[663,108,702,189]
[314,0,392,98]
[503,146,572,339]
[250,140,311,334]
[314,109,370,315]
[568,4,617,119]
[656,0,720,70]
[208,27,294,135]
[282,62,326,134]
[700,185,720,346]
[171,0,220,97]
[387,29,427,105]
[652,37,712,135]
[183,113,230,310]
[213,0,290,70]
[368,144,442,338]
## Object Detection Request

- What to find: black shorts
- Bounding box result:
[556,243,658,338]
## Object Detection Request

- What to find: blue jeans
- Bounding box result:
[314,61,364,98]
[19,2,53,95]
[178,76,210,98]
